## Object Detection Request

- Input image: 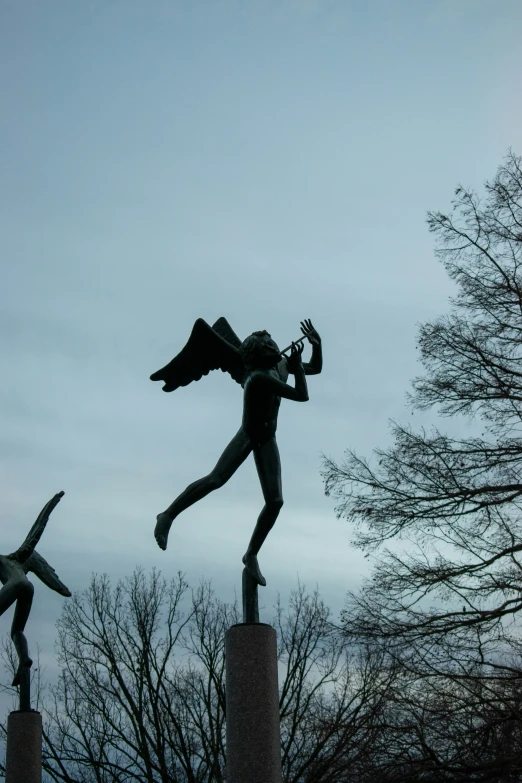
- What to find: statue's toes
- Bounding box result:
[154,513,171,550]
[154,532,166,550]
[155,536,167,551]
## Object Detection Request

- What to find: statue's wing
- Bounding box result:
[25,551,72,597]
[9,491,65,563]
[150,318,245,392]
[211,317,243,350]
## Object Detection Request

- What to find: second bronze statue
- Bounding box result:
[0,492,71,710]
[150,318,323,587]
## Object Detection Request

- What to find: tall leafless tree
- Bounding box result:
[323,151,522,779]
[353,667,522,783]
[0,569,396,782]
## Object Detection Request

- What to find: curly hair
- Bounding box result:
[240,330,271,369]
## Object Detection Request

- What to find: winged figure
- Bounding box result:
[150,317,323,586]
[0,491,71,686]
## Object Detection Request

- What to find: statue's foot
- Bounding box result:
[154,512,172,551]
[12,657,32,687]
[242,552,266,587]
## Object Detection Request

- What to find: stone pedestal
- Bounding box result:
[225,623,282,783]
[5,710,42,783]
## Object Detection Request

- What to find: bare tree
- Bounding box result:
[0,569,397,782]
[42,569,228,783]
[275,583,394,783]
[322,151,522,779]
[353,667,522,783]
[324,150,522,671]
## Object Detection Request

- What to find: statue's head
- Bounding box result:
[241,331,281,369]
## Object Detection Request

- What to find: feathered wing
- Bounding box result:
[211,317,243,350]
[25,550,72,597]
[9,491,65,563]
[150,318,246,392]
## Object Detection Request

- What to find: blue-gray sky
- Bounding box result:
[1,0,521,686]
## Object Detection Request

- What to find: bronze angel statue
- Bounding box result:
[0,491,71,687]
[150,317,322,587]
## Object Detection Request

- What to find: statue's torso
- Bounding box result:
[242,359,289,442]
[0,554,27,586]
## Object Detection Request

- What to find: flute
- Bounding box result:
[279,333,310,356]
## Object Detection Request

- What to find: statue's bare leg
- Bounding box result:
[155,428,253,550]
[243,437,283,586]
[0,578,34,685]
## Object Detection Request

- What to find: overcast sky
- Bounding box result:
[1,0,521,691]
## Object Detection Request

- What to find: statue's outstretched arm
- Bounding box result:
[303,341,323,376]
[10,491,64,564]
[300,319,323,376]
[25,551,71,596]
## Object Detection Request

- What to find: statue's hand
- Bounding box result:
[287,341,304,374]
[300,319,321,346]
